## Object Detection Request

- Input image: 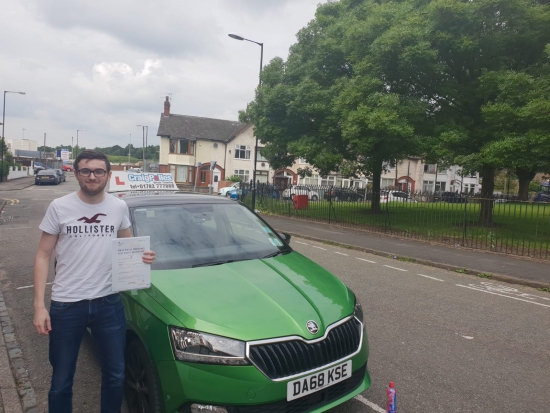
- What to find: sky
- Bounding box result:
[1,0,325,151]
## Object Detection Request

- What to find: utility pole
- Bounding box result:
[43,133,46,166]
[128,134,131,165]
[137,125,148,171]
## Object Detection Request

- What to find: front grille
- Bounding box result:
[248,317,362,380]
[227,363,366,413]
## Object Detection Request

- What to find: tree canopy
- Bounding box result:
[241,0,550,218]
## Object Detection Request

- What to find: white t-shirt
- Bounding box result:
[39,192,131,302]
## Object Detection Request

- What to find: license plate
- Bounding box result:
[287,360,352,401]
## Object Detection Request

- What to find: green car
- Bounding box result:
[118,192,370,413]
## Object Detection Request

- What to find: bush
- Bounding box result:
[226,175,242,182]
[529,180,543,192]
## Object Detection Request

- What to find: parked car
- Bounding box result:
[54,169,66,182]
[35,170,60,185]
[109,187,370,413]
[218,182,240,197]
[380,190,416,203]
[33,161,48,174]
[535,182,550,202]
[326,187,362,202]
[434,191,467,203]
[226,188,240,200]
[282,185,320,201]
[62,164,74,172]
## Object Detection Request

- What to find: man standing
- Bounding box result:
[33,149,155,413]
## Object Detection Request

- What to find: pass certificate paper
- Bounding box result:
[111,236,151,292]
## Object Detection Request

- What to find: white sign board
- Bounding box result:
[108,171,178,192]
[61,150,70,161]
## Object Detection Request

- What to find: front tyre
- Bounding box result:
[311,195,318,201]
[124,340,163,413]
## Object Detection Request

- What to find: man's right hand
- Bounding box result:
[34,306,51,335]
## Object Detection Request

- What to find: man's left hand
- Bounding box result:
[142,250,156,264]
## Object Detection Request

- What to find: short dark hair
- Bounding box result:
[74,150,111,172]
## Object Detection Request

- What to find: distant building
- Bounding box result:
[380,158,480,194]
[156,96,266,192]
[5,138,38,153]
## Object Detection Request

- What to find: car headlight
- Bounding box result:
[353,295,364,324]
[170,327,249,365]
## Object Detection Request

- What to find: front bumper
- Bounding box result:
[156,328,370,413]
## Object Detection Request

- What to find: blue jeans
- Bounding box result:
[48,293,126,413]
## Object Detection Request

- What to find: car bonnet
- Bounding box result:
[145,252,354,341]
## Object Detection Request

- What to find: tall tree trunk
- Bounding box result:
[515,167,537,201]
[478,164,495,227]
[371,160,383,213]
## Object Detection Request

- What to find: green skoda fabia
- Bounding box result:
[118,193,370,413]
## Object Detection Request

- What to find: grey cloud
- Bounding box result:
[32,0,223,57]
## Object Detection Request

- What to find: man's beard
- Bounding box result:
[79,180,107,196]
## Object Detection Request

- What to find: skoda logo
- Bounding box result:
[306,320,319,334]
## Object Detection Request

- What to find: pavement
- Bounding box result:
[0,175,549,412]
[0,176,35,192]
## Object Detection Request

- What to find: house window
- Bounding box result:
[381,178,394,188]
[423,180,434,192]
[256,170,269,183]
[424,164,437,174]
[301,174,319,185]
[298,158,307,164]
[464,184,476,194]
[200,171,207,183]
[233,169,250,182]
[234,145,251,160]
[170,165,191,182]
[257,148,268,162]
[320,176,336,186]
[170,140,194,155]
[435,181,446,191]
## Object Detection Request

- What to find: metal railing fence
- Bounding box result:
[238,183,550,260]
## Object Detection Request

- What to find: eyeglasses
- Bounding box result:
[77,169,107,177]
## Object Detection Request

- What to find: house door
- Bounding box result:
[212,171,221,192]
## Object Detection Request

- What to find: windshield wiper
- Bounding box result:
[262,250,288,259]
[192,260,233,268]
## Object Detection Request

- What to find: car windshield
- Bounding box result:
[37,170,54,175]
[131,202,291,270]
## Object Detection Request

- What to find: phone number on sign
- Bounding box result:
[129,183,174,189]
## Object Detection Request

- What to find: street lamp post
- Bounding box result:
[1,91,26,183]
[229,33,263,211]
[76,129,86,157]
[137,125,148,171]
[128,134,132,165]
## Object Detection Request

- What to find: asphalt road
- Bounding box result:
[1,178,549,412]
[291,239,550,413]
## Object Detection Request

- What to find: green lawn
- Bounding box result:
[248,196,550,260]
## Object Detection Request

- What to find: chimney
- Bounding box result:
[163,96,171,117]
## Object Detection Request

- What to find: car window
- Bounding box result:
[132,203,289,270]
[37,170,53,175]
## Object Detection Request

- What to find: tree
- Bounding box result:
[349,0,550,222]
[480,51,550,200]
[241,1,426,212]
[242,0,550,220]
[0,139,14,180]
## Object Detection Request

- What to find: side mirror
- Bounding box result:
[279,232,291,243]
